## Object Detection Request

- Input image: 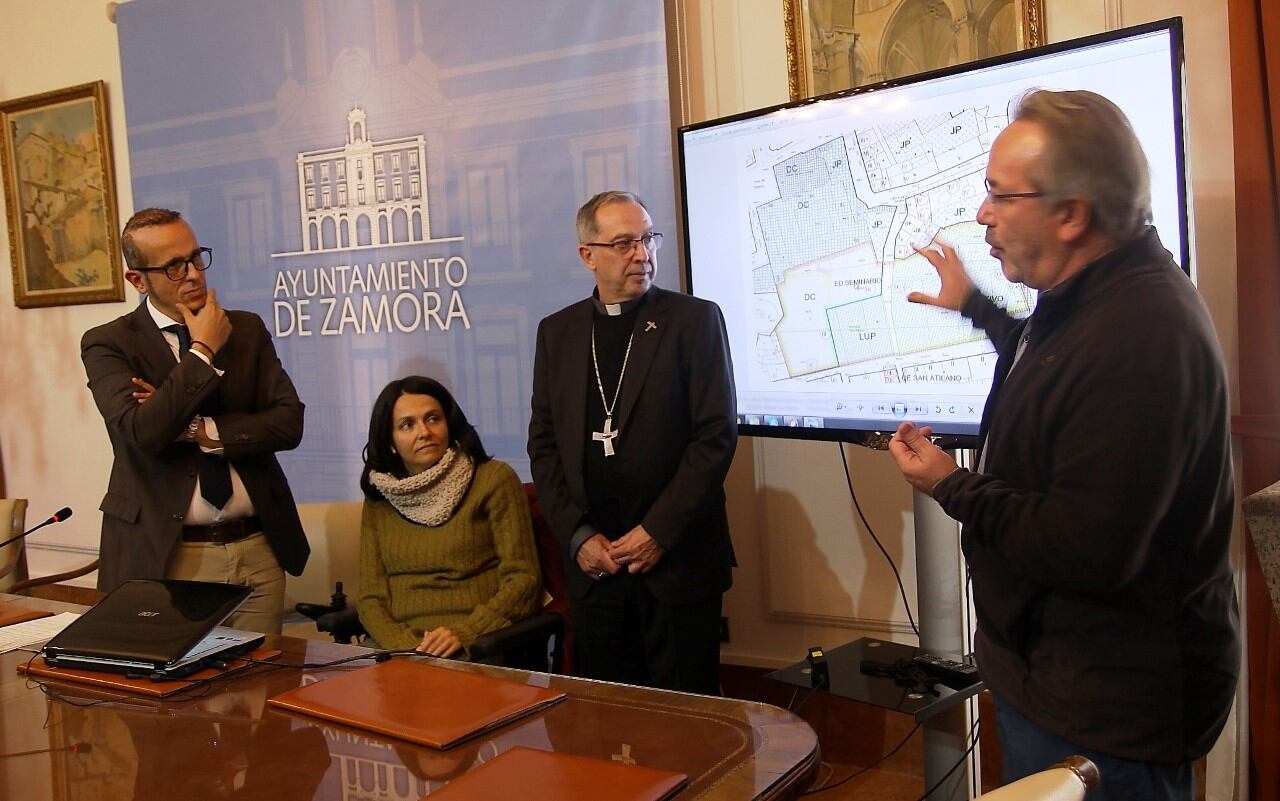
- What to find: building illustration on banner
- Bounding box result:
[116,0,674,501]
[287,106,460,255]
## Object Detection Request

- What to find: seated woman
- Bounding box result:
[357,376,541,657]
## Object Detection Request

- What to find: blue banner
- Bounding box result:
[117,0,674,502]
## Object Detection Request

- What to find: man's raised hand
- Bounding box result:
[910,240,975,311]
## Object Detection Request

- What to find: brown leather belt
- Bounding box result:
[181,516,261,544]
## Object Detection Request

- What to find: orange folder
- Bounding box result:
[268,658,566,749]
[0,601,53,628]
[427,746,688,801]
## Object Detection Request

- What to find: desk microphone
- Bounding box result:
[0,741,91,760]
[0,506,73,549]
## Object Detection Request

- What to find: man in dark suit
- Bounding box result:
[81,208,308,633]
[528,191,737,694]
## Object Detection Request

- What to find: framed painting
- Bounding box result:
[784,0,1047,101]
[0,81,124,308]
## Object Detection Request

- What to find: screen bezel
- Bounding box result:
[676,17,1188,449]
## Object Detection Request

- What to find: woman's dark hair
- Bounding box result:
[359,376,490,500]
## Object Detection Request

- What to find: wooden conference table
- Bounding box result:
[0,595,818,800]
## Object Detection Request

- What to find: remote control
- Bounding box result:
[912,651,980,684]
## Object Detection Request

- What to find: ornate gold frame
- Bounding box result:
[785,0,1047,101]
[0,81,124,308]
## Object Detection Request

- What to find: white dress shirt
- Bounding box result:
[145,299,255,524]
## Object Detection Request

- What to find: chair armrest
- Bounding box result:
[8,559,101,595]
[295,601,339,621]
[468,613,562,662]
[317,606,366,644]
[974,756,1099,801]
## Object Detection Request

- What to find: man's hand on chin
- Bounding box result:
[179,287,232,357]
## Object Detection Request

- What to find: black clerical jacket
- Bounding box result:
[528,287,737,604]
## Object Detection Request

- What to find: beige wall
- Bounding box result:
[672,0,931,670]
[0,0,1240,673]
[0,0,132,584]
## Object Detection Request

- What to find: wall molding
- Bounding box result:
[26,542,98,556]
[1103,0,1123,31]
[763,608,919,635]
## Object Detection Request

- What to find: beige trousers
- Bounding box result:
[164,532,286,634]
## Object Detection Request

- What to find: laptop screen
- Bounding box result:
[43,580,253,670]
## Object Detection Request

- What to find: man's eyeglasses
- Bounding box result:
[984,179,1044,204]
[134,247,214,281]
[584,232,664,255]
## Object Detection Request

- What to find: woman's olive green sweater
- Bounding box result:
[356,460,541,651]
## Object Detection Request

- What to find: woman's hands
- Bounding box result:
[417,626,463,658]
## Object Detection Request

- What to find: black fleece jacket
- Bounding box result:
[934,227,1239,763]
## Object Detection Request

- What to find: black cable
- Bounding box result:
[913,716,981,801]
[801,721,922,796]
[166,648,424,697]
[232,647,421,671]
[799,661,980,798]
[964,566,977,798]
[21,645,421,705]
[839,443,920,636]
[809,761,836,791]
[26,649,419,712]
[790,685,822,716]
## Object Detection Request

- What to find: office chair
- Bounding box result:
[974,756,1099,801]
[297,483,571,673]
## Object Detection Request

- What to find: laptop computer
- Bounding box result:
[42,579,265,679]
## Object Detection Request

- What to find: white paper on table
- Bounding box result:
[0,612,80,653]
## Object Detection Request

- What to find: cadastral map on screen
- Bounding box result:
[682,25,1184,437]
[738,104,1032,426]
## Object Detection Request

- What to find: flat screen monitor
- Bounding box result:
[678,18,1187,447]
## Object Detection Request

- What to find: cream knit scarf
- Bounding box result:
[369,447,475,526]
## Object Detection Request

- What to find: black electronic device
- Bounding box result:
[678,19,1188,447]
[911,651,980,685]
[805,645,828,687]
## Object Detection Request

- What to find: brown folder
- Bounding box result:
[18,649,282,698]
[426,746,688,801]
[268,659,566,749]
[0,601,54,627]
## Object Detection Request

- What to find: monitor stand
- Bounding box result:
[913,486,975,801]
[767,482,979,800]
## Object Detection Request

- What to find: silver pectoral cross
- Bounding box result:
[592,415,619,457]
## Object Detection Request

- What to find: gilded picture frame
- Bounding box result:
[784,0,1047,101]
[0,81,124,308]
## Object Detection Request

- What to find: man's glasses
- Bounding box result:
[984,179,1044,204]
[134,247,214,281]
[584,232,664,255]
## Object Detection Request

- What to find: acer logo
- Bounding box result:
[137,611,160,617]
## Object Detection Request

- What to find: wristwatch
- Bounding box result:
[186,415,202,442]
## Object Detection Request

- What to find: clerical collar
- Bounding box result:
[590,288,648,317]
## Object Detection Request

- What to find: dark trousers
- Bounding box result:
[996,696,1194,800]
[570,571,722,695]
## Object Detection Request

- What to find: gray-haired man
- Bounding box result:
[889,91,1238,799]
